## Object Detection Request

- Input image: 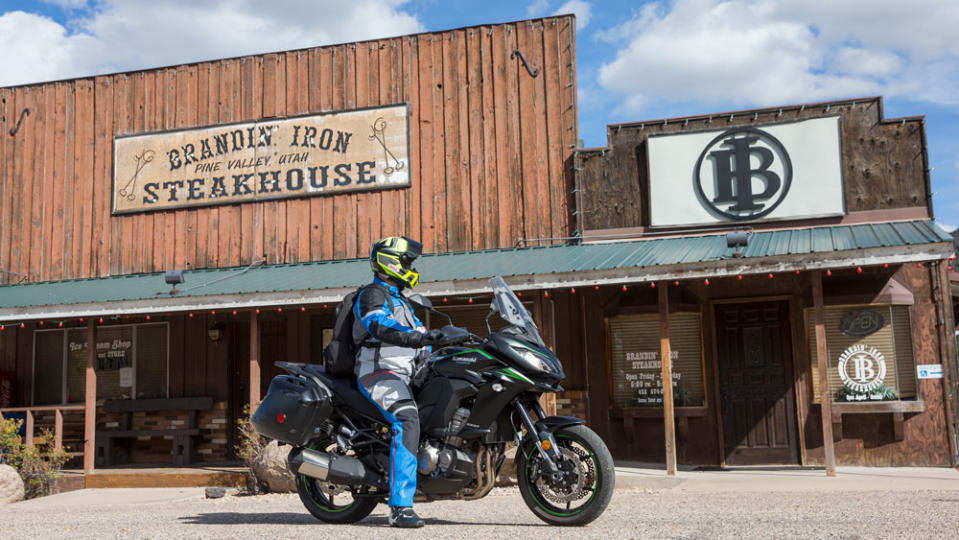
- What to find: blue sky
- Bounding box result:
[2,0,957,230]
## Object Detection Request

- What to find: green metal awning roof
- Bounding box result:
[0,220,953,321]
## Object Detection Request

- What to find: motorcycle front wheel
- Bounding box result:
[517,424,615,526]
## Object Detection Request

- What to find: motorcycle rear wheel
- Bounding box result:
[517,424,614,526]
[295,474,378,524]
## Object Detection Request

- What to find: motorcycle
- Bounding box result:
[251,276,614,526]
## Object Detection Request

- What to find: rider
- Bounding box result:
[353,236,433,529]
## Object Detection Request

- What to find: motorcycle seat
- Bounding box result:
[303,365,386,422]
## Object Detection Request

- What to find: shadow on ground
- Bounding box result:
[179,512,546,528]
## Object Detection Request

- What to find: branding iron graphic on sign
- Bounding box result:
[647,116,844,228]
[113,104,410,214]
[693,127,792,221]
[837,343,888,399]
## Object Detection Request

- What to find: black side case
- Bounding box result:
[252,375,333,446]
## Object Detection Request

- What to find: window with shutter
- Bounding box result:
[806,304,916,403]
[607,312,705,408]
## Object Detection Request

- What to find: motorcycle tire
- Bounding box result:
[517,424,615,526]
[295,473,379,524]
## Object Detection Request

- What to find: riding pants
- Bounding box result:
[357,370,419,508]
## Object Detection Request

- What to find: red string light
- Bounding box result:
[768,273,774,279]
[301,307,306,312]
[570,288,576,294]
[38,321,44,326]
[737,275,743,280]
[622,285,627,292]
[442,298,448,303]
[145,315,151,320]
[544,291,549,298]
[58,322,63,328]
[795,270,800,275]
[323,304,328,309]
[883,263,889,268]
[857,267,863,273]
[232,310,238,316]
[704,279,710,286]
[277,307,283,313]
[650,282,656,288]
[594,285,599,290]
[98,318,103,324]
[826,270,832,276]
[211,310,216,315]
[188,313,194,318]
[20,323,25,329]
[517,292,522,297]
[79,318,84,323]
[255,309,261,314]
[916,263,922,268]
[468,298,474,304]
[673,281,679,286]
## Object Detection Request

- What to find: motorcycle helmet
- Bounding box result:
[370,236,423,289]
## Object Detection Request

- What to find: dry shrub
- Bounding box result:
[0,416,68,499]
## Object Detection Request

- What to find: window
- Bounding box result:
[806,305,916,403]
[32,323,169,405]
[608,312,705,408]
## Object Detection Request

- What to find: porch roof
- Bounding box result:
[0,220,953,321]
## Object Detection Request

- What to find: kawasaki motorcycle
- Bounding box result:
[252,276,614,526]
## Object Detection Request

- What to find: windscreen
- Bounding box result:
[489,276,545,347]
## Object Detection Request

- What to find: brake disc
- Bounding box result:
[534,446,586,504]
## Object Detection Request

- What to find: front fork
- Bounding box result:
[514,400,563,479]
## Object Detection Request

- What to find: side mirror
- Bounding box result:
[407,293,433,309]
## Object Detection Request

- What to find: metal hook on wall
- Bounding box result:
[510,50,540,78]
[9,108,30,136]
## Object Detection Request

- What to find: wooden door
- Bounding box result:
[715,301,798,465]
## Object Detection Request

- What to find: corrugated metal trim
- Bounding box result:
[0,220,953,319]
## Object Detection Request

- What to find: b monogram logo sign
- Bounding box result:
[694,127,792,221]
[837,343,887,394]
[646,116,843,228]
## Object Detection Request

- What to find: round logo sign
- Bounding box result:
[837,344,887,393]
[693,127,792,221]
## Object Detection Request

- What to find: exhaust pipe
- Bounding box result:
[288,447,386,488]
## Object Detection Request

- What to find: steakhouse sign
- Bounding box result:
[112,104,410,214]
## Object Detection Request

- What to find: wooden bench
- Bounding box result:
[95,397,213,467]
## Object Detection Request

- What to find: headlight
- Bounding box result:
[517,348,558,375]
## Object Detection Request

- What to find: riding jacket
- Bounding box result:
[352,276,427,380]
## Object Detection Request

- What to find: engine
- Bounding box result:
[417,407,475,479]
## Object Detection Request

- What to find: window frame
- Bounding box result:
[31,322,171,405]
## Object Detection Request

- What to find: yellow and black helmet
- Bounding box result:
[370,236,423,289]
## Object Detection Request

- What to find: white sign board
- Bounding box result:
[647,116,844,228]
[916,364,943,379]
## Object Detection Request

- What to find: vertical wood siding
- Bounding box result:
[0,17,576,284]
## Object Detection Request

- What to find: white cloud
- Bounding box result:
[41,0,90,8]
[526,0,550,18]
[554,0,591,29]
[0,1,423,87]
[597,0,959,116]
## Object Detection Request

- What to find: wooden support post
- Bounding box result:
[658,284,677,476]
[54,408,63,452]
[249,310,260,415]
[812,271,836,477]
[84,319,97,474]
[25,409,34,448]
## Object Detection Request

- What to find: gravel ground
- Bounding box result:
[3,486,959,539]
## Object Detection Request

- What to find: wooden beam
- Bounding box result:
[54,408,63,452]
[25,409,34,447]
[658,283,677,476]
[249,310,260,415]
[811,271,836,477]
[84,319,97,474]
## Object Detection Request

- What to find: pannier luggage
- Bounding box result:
[252,375,333,446]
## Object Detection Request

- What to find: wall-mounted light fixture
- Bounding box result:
[726,230,750,258]
[164,270,184,294]
[207,322,224,344]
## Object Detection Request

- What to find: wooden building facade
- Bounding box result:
[1,16,957,474]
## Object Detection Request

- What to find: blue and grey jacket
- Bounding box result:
[352,276,427,379]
